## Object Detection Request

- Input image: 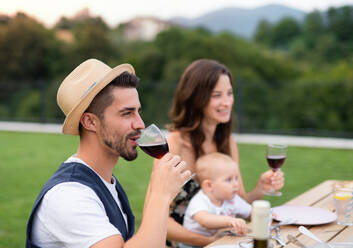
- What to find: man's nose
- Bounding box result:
[133,114,145,130]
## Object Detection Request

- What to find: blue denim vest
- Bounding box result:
[26,162,135,248]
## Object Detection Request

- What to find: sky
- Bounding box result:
[1,0,353,27]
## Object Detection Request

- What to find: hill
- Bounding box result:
[170,4,306,38]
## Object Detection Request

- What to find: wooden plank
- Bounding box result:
[330,225,353,243]
[285,180,335,206]
[285,243,302,248]
[204,235,248,247]
[300,223,344,242]
[311,192,335,211]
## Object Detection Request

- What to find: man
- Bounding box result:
[26,59,191,248]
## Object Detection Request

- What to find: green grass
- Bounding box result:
[0,131,352,247]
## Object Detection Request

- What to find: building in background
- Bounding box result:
[122,17,170,41]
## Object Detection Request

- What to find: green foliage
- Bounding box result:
[0,104,9,119]
[0,12,61,82]
[255,6,353,63]
[54,17,73,30]
[0,12,65,117]
[70,19,116,64]
[15,90,41,120]
[327,6,353,42]
[0,8,353,135]
[281,78,353,133]
[44,80,65,122]
[254,20,273,45]
[270,18,301,49]
[117,27,300,126]
[130,27,300,84]
[54,13,109,32]
[301,11,325,49]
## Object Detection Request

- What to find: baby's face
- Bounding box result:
[211,162,239,201]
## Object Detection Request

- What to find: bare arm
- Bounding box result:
[92,153,191,248]
[167,216,215,246]
[193,211,247,235]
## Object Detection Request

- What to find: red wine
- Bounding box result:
[139,143,169,159]
[254,239,268,248]
[267,155,286,170]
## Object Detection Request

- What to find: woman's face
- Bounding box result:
[203,74,234,125]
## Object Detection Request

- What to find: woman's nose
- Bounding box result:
[222,95,233,106]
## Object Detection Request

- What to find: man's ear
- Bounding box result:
[80,112,99,132]
[201,179,213,192]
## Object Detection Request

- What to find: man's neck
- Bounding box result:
[76,136,119,184]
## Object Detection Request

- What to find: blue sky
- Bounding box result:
[1,0,353,27]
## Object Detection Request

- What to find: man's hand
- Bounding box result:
[150,153,191,202]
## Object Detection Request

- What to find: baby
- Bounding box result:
[181,152,251,248]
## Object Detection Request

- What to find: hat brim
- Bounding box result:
[62,63,135,135]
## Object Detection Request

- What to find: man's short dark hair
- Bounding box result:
[79,72,140,134]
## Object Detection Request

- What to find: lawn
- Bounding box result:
[0,131,352,247]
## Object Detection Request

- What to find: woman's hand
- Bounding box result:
[259,169,284,192]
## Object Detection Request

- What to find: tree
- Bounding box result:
[270,17,301,49]
[254,19,273,45]
[302,11,325,49]
[327,6,353,42]
[0,12,62,107]
[54,17,73,30]
[0,13,60,82]
[0,14,10,25]
[69,17,116,66]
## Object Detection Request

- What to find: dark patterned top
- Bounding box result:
[167,178,201,247]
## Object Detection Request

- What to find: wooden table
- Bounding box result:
[205,180,353,247]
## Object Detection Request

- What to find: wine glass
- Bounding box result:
[264,143,287,196]
[138,124,196,185]
[138,124,169,159]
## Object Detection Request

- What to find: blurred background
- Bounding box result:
[1,0,353,137]
[1,1,353,247]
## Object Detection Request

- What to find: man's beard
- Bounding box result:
[100,123,140,161]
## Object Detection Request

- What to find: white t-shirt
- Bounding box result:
[183,190,251,236]
[31,156,128,248]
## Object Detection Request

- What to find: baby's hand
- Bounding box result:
[229,217,247,235]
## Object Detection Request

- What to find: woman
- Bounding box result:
[154,59,284,247]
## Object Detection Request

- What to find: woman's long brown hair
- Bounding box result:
[168,59,234,159]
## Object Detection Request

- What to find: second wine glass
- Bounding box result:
[264,143,287,196]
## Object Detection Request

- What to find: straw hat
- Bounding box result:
[57,59,135,135]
